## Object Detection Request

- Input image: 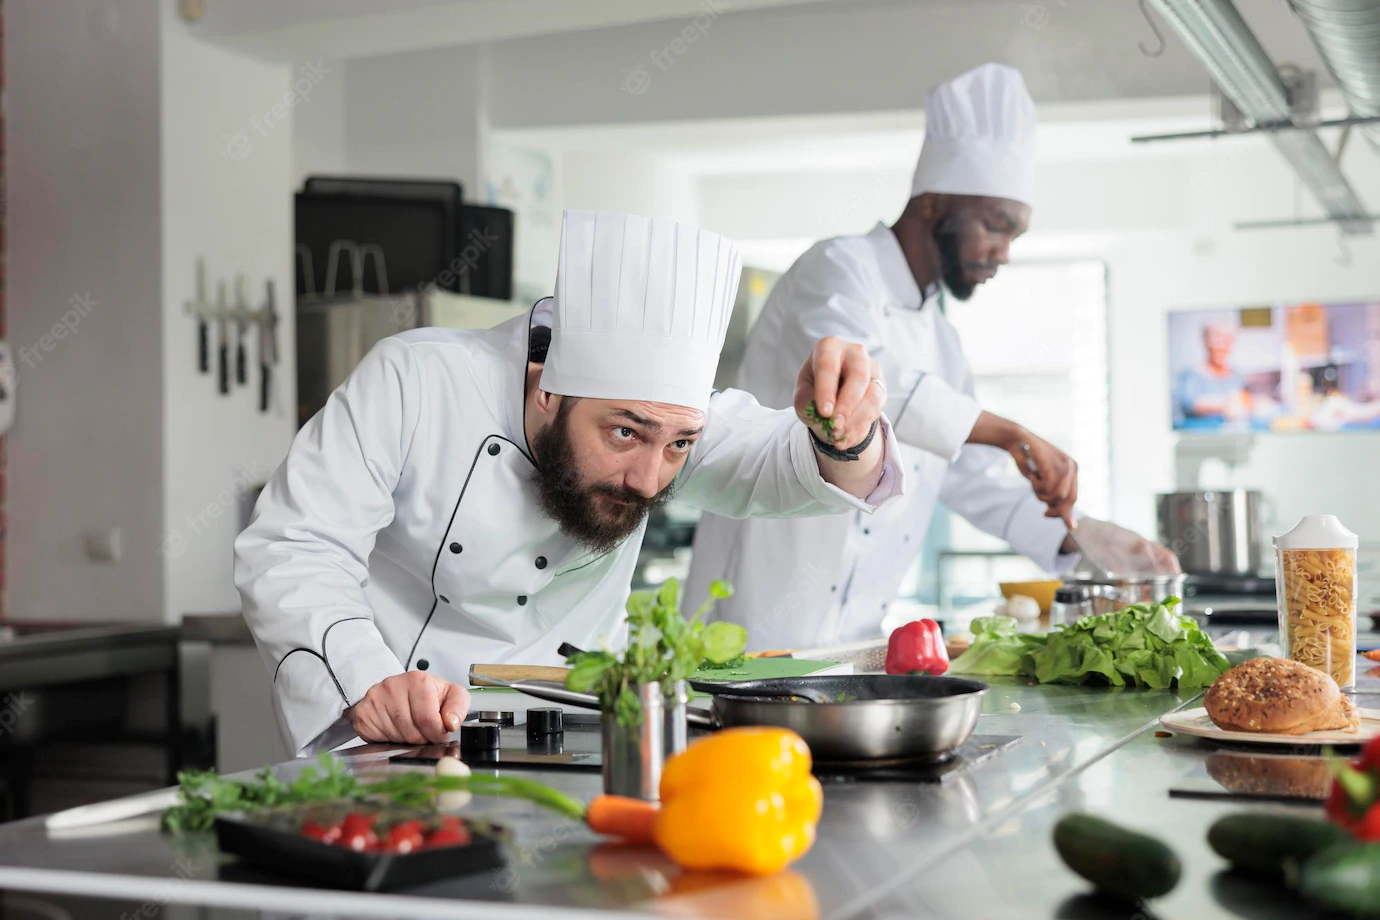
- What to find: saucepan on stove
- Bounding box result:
[486,673,989,764]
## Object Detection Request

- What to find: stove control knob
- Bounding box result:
[460,721,501,752]
[473,711,515,727]
[526,707,564,741]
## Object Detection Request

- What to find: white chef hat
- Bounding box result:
[911,63,1037,207]
[540,210,741,413]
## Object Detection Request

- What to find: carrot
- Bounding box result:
[1364,648,1380,662]
[586,794,660,844]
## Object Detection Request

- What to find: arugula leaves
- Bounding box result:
[565,577,741,726]
[948,599,1230,691]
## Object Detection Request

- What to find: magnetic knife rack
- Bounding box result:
[183,257,281,411]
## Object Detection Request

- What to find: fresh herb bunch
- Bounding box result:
[160,753,586,834]
[803,400,836,442]
[565,578,744,727]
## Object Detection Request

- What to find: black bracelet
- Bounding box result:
[809,418,880,462]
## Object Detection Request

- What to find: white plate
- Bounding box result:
[1159,707,1380,746]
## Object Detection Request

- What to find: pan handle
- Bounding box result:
[686,708,716,729]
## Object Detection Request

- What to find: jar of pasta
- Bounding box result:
[1274,514,1359,689]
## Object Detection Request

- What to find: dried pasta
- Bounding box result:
[1279,548,1357,687]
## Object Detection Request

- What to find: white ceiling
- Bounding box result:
[492,93,1360,175]
[193,0,853,60]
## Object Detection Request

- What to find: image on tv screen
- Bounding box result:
[1168,302,1380,433]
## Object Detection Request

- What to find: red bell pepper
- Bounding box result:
[885,619,949,676]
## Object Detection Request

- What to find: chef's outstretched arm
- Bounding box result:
[676,338,903,518]
[234,338,467,757]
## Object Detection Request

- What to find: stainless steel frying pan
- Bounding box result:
[492,673,989,763]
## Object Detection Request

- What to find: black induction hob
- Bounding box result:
[391,710,1020,784]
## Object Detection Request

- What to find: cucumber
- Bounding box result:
[1298,843,1380,915]
[1053,813,1181,902]
[1207,813,1350,878]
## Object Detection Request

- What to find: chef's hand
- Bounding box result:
[969,412,1078,527]
[1065,517,1182,577]
[348,672,469,745]
[793,337,885,449]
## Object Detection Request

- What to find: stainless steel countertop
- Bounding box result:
[0,622,180,693]
[2,627,1371,919]
[179,612,254,645]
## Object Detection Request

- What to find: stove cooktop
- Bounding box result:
[391,710,1021,784]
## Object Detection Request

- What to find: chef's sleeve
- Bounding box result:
[677,388,905,518]
[937,442,1080,576]
[769,250,982,462]
[234,338,418,757]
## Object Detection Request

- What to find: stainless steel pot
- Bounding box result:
[1156,490,1263,576]
[1061,573,1188,615]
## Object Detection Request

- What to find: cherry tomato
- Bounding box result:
[426,827,472,848]
[341,812,375,834]
[300,821,342,844]
[437,815,467,832]
[1362,738,1380,773]
[343,829,379,851]
[382,819,425,854]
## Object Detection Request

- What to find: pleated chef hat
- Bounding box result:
[911,63,1037,207]
[540,210,742,413]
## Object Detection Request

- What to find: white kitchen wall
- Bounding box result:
[160,8,297,621]
[291,59,347,188]
[6,0,298,623]
[343,45,489,196]
[6,0,166,620]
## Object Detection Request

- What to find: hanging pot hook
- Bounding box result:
[1138,0,1166,57]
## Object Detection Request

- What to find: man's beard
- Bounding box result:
[531,400,673,555]
[933,221,982,302]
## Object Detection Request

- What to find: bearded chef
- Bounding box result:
[687,64,1177,651]
[236,210,902,756]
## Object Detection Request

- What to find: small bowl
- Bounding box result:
[999,580,1062,615]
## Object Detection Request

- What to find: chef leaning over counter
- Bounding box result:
[235,210,905,757]
[689,63,1177,651]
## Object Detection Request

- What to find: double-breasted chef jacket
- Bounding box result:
[687,223,1075,651]
[235,307,904,756]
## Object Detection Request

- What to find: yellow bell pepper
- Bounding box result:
[654,726,823,876]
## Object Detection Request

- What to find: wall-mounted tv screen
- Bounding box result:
[1168,302,1380,433]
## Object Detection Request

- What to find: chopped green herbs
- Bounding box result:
[803,400,836,441]
[160,753,586,834]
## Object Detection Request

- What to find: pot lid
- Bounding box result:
[1273,514,1358,550]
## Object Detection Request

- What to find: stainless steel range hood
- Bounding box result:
[1150,0,1373,234]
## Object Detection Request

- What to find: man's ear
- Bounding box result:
[533,388,559,414]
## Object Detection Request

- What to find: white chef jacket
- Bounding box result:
[235,309,904,756]
[687,223,1073,651]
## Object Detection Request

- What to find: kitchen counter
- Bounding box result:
[0,664,1365,919]
[0,622,180,693]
